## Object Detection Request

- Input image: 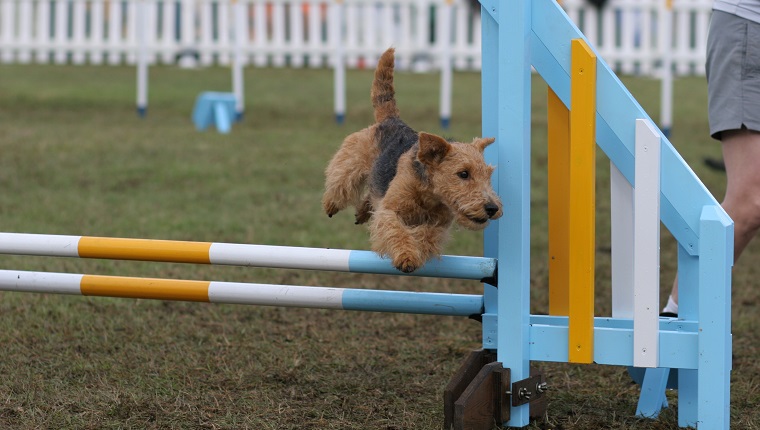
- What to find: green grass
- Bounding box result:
[0,63,757,429]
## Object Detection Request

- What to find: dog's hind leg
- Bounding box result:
[322,127,378,217]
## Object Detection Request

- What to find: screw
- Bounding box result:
[518,387,532,400]
[536,382,548,394]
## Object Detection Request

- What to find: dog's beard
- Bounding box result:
[455,212,492,231]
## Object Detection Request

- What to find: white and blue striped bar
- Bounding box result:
[0,269,484,317]
[0,233,496,281]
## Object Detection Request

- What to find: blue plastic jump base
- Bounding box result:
[192,92,238,134]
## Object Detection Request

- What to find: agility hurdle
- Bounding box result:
[477,0,732,428]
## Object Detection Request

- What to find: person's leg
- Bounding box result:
[666,128,760,310]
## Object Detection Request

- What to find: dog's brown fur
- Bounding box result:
[322,48,502,273]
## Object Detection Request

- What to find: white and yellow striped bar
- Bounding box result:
[0,270,484,317]
[0,233,495,281]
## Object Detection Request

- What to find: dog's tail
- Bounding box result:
[371,48,399,123]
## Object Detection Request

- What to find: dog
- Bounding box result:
[322,47,502,273]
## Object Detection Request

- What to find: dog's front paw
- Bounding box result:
[323,201,340,218]
[393,253,424,273]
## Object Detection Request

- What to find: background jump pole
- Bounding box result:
[332,0,346,125]
[136,0,148,117]
[232,0,246,121]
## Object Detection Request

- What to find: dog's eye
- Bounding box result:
[457,171,469,179]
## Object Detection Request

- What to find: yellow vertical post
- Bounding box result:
[568,39,597,364]
[547,88,570,315]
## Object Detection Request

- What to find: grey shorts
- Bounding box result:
[706,10,760,140]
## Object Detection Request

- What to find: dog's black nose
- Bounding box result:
[484,202,499,218]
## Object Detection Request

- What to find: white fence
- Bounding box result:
[0,0,712,76]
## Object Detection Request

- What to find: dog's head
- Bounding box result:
[416,132,503,230]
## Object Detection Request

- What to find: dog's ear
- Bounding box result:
[472,137,496,152]
[418,133,451,165]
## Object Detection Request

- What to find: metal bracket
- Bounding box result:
[511,372,547,407]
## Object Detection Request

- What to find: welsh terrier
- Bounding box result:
[322,47,502,273]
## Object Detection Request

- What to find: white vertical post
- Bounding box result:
[136,0,148,116]
[633,118,661,368]
[660,0,673,137]
[610,162,634,319]
[438,0,453,128]
[331,0,345,124]
[232,0,245,119]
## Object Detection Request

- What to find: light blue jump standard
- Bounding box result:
[192,92,238,134]
[479,0,732,428]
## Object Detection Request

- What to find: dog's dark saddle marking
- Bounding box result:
[370,117,424,198]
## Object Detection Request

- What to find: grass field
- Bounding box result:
[0,63,757,429]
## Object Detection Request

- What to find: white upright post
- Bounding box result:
[438,0,453,129]
[633,119,661,368]
[660,0,674,137]
[232,0,246,120]
[610,163,634,319]
[136,0,149,116]
[332,0,346,124]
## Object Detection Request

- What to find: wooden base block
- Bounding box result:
[444,349,546,429]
